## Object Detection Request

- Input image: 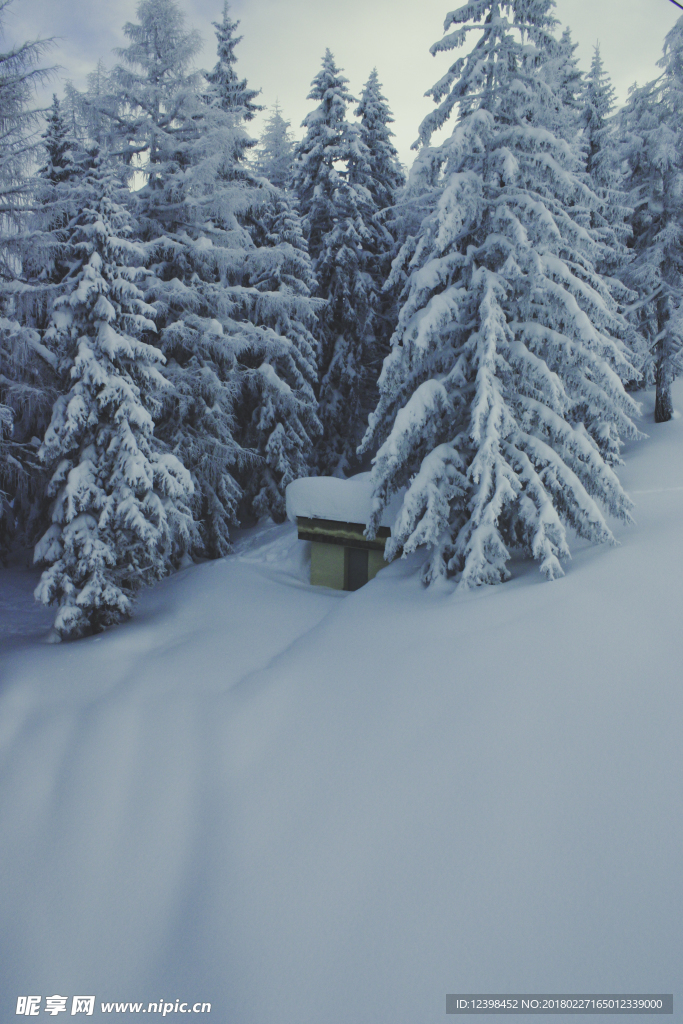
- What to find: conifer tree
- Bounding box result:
[63,61,116,149]
[542,26,584,140]
[582,47,632,261]
[354,69,406,406]
[362,0,642,589]
[618,17,683,422]
[579,47,642,378]
[40,95,77,185]
[255,102,295,189]
[293,51,379,475]
[240,190,322,519]
[106,0,318,551]
[355,70,405,213]
[583,45,616,185]
[293,51,360,263]
[33,148,193,640]
[0,0,55,556]
[206,0,262,166]
[1,96,83,555]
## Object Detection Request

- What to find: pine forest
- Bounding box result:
[2,0,683,638]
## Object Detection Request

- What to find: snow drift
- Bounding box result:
[0,384,681,1022]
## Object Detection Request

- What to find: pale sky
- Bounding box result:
[2,0,680,169]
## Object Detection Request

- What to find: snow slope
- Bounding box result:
[0,385,681,1022]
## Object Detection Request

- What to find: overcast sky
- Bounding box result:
[2,0,681,168]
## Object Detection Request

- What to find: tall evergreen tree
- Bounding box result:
[579,46,642,378]
[293,51,379,476]
[618,17,683,422]
[255,102,295,189]
[583,45,616,185]
[542,26,584,140]
[40,95,77,185]
[33,148,194,640]
[362,0,642,589]
[0,0,55,557]
[106,0,319,552]
[206,0,263,165]
[240,191,322,519]
[1,95,83,555]
[292,51,360,264]
[354,69,407,416]
[355,69,405,212]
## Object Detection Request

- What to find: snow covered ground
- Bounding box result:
[0,384,681,1022]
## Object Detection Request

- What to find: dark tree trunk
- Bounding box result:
[655,362,673,423]
[654,298,673,423]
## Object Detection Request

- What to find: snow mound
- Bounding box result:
[286,473,403,530]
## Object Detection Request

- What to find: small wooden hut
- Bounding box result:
[285,475,401,591]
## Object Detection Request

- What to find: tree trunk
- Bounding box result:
[654,298,673,423]
[655,361,673,423]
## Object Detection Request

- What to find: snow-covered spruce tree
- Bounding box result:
[539,26,584,140]
[292,51,361,269]
[255,102,296,189]
[582,45,628,267]
[354,69,407,398]
[62,61,120,152]
[314,177,378,475]
[0,95,80,555]
[0,0,53,230]
[618,17,683,422]
[30,95,84,292]
[108,0,319,551]
[583,45,615,186]
[0,1,55,556]
[33,148,193,640]
[206,0,262,165]
[239,190,322,520]
[40,94,77,186]
[579,47,642,378]
[355,69,405,214]
[204,4,320,522]
[293,50,380,476]
[361,0,642,589]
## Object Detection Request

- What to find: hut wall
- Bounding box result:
[310,541,346,590]
[368,549,385,582]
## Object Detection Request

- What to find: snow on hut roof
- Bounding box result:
[285,473,403,531]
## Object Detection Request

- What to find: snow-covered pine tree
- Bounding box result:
[255,102,296,189]
[354,69,407,406]
[618,17,683,422]
[107,0,319,551]
[314,177,378,475]
[355,69,405,215]
[31,94,85,291]
[1,95,82,554]
[0,0,53,229]
[361,0,642,589]
[540,26,584,140]
[579,46,642,379]
[62,61,117,150]
[583,45,616,186]
[206,0,263,165]
[0,0,55,556]
[33,147,193,640]
[40,94,77,186]
[293,50,380,476]
[293,51,359,268]
[240,189,322,520]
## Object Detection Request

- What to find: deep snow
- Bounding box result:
[286,472,404,527]
[0,385,681,1022]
